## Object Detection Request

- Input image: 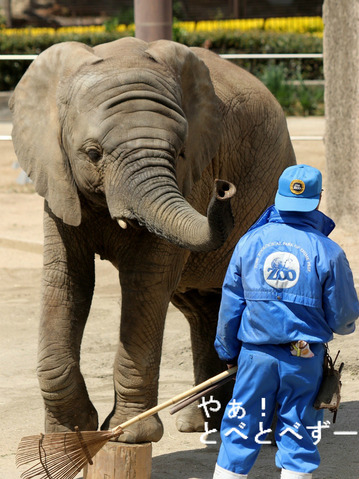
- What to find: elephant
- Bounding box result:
[10,37,295,443]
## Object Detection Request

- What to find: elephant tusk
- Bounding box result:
[117,219,128,229]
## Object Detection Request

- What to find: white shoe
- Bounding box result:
[213,463,248,478]
[281,468,312,479]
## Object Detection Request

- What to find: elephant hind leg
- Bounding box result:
[171,289,233,432]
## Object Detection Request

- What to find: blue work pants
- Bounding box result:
[217,342,325,475]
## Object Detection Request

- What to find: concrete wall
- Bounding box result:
[323,0,359,230]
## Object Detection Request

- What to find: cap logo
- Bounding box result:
[290,179,305,195]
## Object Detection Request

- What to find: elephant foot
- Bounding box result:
[175,402,205,432]
[102,412,163,443]
[44,402,98,433]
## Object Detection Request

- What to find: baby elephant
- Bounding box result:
[10,37,295,442]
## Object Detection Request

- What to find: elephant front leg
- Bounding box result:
[102,287,168,443]
[38,209,98,432]
[102,239,186,443]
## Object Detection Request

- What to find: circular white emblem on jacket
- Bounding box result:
[263,252,300,289]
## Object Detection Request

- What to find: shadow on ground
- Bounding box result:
[152,402,359,479]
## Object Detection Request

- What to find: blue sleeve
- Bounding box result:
[323,248,359,335]
[215,242,246,363]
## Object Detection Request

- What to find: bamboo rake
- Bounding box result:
[16,367,237,479]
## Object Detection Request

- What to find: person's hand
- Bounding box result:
[227,363,236,381]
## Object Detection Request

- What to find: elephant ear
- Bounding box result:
[9,42,102,226]
[145,40,222,197]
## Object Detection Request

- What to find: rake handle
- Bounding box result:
[112,366,237,434]
[169,374,235,415]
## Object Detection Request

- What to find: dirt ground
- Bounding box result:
[0,112,358,479]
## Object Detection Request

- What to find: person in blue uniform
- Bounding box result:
[213,164,359,479]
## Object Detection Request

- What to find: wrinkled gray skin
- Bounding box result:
[10,37,295,443]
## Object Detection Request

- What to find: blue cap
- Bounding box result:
[275,164,322,212]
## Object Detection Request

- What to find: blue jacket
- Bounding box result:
[215,206,359,363]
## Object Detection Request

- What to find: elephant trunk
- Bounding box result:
[105,157,236,252]
[140,178,236,252]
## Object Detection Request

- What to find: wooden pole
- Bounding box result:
[134,0,172,42]
[233,0,239,18]
[4,0,12,27]
[83,442,152,479]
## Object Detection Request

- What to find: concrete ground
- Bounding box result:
[1,102,358,479]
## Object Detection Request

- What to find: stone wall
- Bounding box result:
[323,0,359,230]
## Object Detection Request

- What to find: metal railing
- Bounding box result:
[0,135,324,142]
[221,53,323,60]
[0,54,38,60]
[0,53,323,61]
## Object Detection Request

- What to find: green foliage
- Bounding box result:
[259,64,324,116]
[296,81,324,116]
[0,28,324,114]
[213,8,225,21]
[0,30,132,90]
[260,65,297,115]
[104,7,134,31]
[173,29,323,80]
[0,11,6,28]
[173,1,186,21]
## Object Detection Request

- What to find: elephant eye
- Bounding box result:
[178,147,186,160]
[87,148,102,163]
